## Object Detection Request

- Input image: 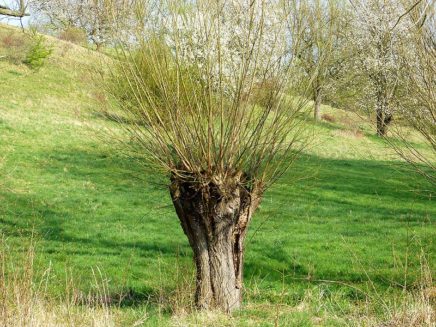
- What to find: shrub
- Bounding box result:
[1,33,25,48]
[321,113,336,123]
[59,27,87,45]
[23,33,53,71]
[250,78,282,109]
[0,32,27,64]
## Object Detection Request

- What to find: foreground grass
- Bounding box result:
[0,25,435,325]
[0,237,433,326]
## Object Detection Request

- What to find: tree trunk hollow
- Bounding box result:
[170,177,259,313]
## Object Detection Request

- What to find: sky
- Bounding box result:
[0,0,31,27]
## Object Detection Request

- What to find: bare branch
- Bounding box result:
[0,0,28,17]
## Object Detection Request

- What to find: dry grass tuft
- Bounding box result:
[165,261,196,316]
[0,236,433,326]
[0,236,117,327]
[0,31,28,64]
[1,32,25,48]
[171,310,236,327]
[342,252,435,327]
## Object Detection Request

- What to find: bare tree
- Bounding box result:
[293,0,347,121]
[0,0,28,17]
[105,0,311,313]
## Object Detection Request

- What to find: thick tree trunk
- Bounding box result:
[169,175,260,313]
[374,67,392,137]
[376,103,384,136]
[376,102,392,137]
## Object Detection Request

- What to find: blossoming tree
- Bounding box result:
[350,0,412,136]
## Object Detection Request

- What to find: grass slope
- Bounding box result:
[0,25,434,326]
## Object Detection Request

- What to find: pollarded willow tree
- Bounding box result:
[106,0,311,313]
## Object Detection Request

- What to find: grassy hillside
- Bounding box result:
[0,25,434,326]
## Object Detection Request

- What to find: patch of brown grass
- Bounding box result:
[0,32,28,64]
[321,113,336,123]
[1,33,25,48]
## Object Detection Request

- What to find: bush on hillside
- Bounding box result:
[23,32,53,71]
[1,33,24,47]
[59,27,87,46]
[321,113,336,123]
[249,78,282,109]
[0,32,27,64]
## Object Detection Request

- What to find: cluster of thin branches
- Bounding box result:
[106,0,311,191]
[389,0,436,185]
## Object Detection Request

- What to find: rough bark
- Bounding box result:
[373,43,393,137]
[376,100,392,137]
[169,174,260,313]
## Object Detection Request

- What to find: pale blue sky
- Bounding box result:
[0,0,31,27]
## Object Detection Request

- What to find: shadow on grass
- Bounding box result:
[92,286,156,308]
[0,147,434,299]
[92,110,148,127]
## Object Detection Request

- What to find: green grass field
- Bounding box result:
[0,25,434,326]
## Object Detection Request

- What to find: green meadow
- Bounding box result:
[0,25,434,326]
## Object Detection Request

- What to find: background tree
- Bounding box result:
[292,0,347,121]
[106,0,310,313]
[31,0,132,51]
[349,0,412,136]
